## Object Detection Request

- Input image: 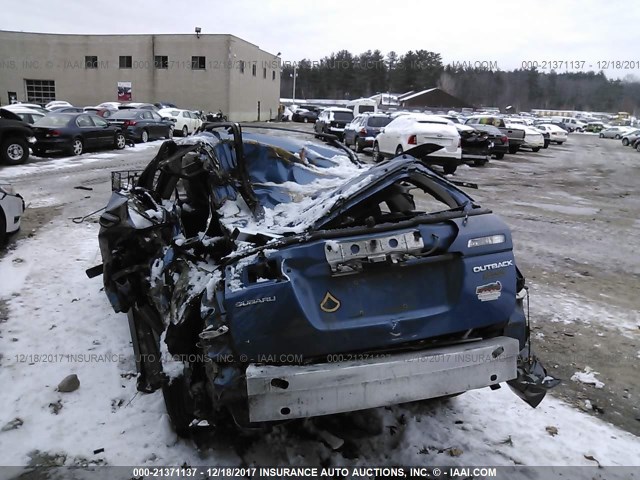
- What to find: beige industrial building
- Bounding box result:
[0,30,281,121]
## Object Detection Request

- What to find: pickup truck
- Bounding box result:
[91,123,556,438]
[465,115,525,154]
[0,108,35,165]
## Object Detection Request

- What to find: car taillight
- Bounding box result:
[408,134,417,145]
[359,128,367,135]
[124,120,137,126]
[501,135,508,143]
[46,130,60,137]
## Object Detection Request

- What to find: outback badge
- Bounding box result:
[320,292,341,313]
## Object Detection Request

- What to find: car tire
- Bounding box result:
[166,127,173,140]
[532,147,541,152]
[161,374,196,438]
[636,143,640,152]
[1,137,29,165]
[114,132,126,150]
[508,146,518,154]
[181,126,188,137]
[473,159,487,166]
[355,138,363,153]
[622,138,629,146]
[141,129,149,143]
[615,134,621,139]
[443,164,457,175]
[493,153,505,160]
[303,117,309,123]
[70,138,83,156]
[372,142,383,163]
[0,209,6,247]
[395,145,403,156]
[599,133,604,138]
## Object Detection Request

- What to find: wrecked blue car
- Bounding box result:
[90,123,556,437]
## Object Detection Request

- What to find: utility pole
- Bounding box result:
[292,64,297,103]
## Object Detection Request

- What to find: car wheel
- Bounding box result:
[493,153,505,160]
[141,129,149,143]
[615,134,621,139]
[181,125,188,137]
[599,133,604,138]
[636,144,640,152]
[372,142,383,163]
[303,117,309,123]
[473,159,487,166]
[395,145,403,156]
[443,164,457,175]
[167,127,173,139]
[70,138,83,156]
[622,138,629,146]
[508,146,518,154]
[532,147,541,152]
[355,138,363,153]
[130,304,195,438]
[0,209,6,247]
[1,137,29,165]
[115,133,126,150]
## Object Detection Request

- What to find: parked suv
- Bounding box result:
[0,108,35,165]
[343,113,392,152]
[314,107,354,140]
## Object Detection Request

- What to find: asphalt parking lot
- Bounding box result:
[1,125,639,449]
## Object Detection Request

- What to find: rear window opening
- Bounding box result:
[323,174,462,230]
[332,112,354,122]
[367,117,392,128]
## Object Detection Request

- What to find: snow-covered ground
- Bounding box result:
[0,130,638,475]
[0,219,638,470]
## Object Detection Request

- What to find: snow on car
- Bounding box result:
[373,114,462,173]
[88,122,557,439]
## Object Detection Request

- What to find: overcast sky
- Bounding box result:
[2,0,639,80]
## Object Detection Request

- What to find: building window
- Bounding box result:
[85,56,98,69]
[119,56,132,69]
[25,79,56,105]
[252,63,257,76]
[272,70,276,81]
[192,56,206,70]
[155,56,168,69]
[263,67,267,79]
[239,61,245,74]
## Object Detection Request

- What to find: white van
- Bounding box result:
[346,98,378,117]
[560,117,586,132]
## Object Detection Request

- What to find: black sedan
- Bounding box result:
[32,113,127,156]
[292,106,320,123]
[107,109,174,143]
[469,124,509,159]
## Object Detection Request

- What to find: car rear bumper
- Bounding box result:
[33,138,70,151]
[1,193,25,233]
[245,336,519,422]
[489,144,509,154]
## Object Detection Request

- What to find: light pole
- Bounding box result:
[291,65,298,103]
